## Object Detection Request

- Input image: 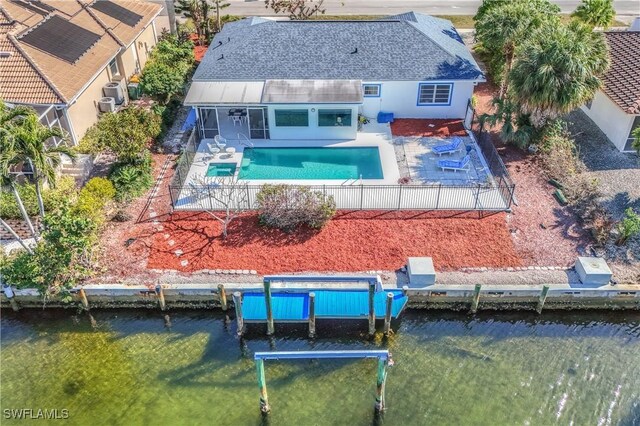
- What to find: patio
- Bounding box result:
[395,135,491,185]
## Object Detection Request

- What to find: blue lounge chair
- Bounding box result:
[432,137,464,156]
[438,154,471,173]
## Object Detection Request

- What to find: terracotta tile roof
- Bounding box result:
[602,31,640,115]
[0,0,162,105]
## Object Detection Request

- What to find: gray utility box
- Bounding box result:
[407,257,436,286]
[575,257,612,285]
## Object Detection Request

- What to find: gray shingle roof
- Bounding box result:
[193,12,484,82]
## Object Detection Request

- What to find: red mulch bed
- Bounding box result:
[193,45,208,62]
[146,211,522,274]
[391,119,467,137]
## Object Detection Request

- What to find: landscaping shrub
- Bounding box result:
[0,206,98,295]
[1,176,76,219]
[74,178,116,225]
[82,107,161,164]
[140,34,194,104]
[256,184,336,231]
[109,154,154,202]
[615,208,640,246]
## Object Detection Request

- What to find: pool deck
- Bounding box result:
[184,121,401,187]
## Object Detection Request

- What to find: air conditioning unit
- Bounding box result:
[98,97,116,113]
[103,82,124,105]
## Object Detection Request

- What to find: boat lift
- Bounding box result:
[254,350,391,414]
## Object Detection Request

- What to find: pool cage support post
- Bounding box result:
[308,292,316,338]
[218,284,228,311]
[368,281,376,336]
[256,358,270,413]
[264,279,274,335]
[537,285,550,314]
[78,287,90,310]
[383,292,393,336]
[470,284,481,314]
[155,284,166,311]
[233,291,244,336]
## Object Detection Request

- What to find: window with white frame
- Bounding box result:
[108,58,120,78]
[363,84,381,97]
[418,83,453,105]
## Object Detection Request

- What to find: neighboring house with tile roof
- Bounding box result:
[184,12,485,141]
[581,26,640,152]
[0,0,163,145]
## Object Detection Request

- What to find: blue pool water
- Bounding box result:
[238,147,383,180]
[206,162,236,177]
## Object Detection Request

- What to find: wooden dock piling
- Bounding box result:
[264,279,275,335]
[233,291,244,336]
[256,358,271,413]
[375,357,387,412]
[155,284,166,311]
[78,287,89,310]
[3,285,20,312]
[537,285,550,314]
[368,282,376,336]
[384,293,393,336]
[308,292,316,338]
[218,284,228,311]
[470,284,481,314]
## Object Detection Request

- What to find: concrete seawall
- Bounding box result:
[2,283,639,311]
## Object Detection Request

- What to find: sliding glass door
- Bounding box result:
[198,108,219,138]
[248,107,269,139]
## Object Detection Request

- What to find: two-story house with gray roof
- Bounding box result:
[184,12,485,141]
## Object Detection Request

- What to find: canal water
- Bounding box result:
[1,309,639,426]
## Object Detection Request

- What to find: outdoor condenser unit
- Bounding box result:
[103,82,125,104]
[98,97,116,113]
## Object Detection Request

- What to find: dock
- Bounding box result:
[241,290,408,322]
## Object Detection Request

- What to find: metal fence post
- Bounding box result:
[360,184,364,210]
[435,183,442,210]
[473,184,481,210]
[397,185,403,210]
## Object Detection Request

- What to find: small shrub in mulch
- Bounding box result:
[112,209,133,222]
[255,184,336,232]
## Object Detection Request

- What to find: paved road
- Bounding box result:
[225,0,639,17]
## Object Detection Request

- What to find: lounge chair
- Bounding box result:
[438,154,471,173]
[213,134,228,149]
[432,137,463,156]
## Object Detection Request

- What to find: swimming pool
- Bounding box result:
[238,147,383,180]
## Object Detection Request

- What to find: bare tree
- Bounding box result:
[264,0,326,20]
[192,175,248,239]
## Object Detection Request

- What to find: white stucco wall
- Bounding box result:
[267,104,358,140]
[581,90,635,152]
[360,80,475,120]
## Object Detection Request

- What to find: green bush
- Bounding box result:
[73,178,116,225]
[0,206,98,294]
[616,208,640,246]
[0,176,77,219]
[109,154,154,202]
[256,184,336,232]
[0,184,38,219]
[81,107,161,164]
[81,177,116,201]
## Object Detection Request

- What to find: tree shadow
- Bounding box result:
[436,56,484,80]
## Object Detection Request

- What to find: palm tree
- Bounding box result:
[572,0,615,28]
[508,20,610,125]
[474,0,560,98]
[9,113,75,219]
[0,102,39,242]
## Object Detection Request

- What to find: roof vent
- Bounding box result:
[350,47,358,54]
[218,54,224,60]
[218,40,223,46]
[0,52,13,58]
